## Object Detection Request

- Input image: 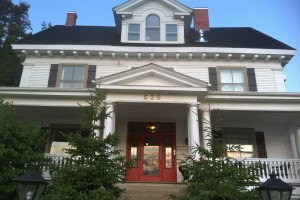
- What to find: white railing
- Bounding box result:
[237,158,300,184]
[44,154,300,184]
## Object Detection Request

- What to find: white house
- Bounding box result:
[1,0,300,198]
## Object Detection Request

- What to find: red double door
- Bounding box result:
[126,122,177,182]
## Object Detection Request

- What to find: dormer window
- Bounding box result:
[146,14,160,41]
[166,24,178,41]
[128,24,140,41]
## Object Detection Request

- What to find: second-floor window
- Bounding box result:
[128,23,140,41]
[59,65,86,88]
[146,14,160,41]
[220,69,245,92]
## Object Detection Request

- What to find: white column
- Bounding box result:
[93,120,101,138]
[202,110,211,150]
[187,104,200,159]
[289,131,298,159]
[103,102,116,139]
[296,126,300,159]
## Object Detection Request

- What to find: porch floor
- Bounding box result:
[118,182,186,200]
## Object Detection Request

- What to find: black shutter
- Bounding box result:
[209,67,218,91]
[255,132,267,158]
[48,64,58,87]
[247,68,257,91]
[87,65,96,88]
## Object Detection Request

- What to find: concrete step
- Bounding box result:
[119,182,186,200]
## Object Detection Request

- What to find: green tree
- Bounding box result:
[0,0,31,46]
[0,0,31,86]
[41,21,52,31]
[42,89,133,200]
[0,36,23,86]
[0,99,49,200]
[171,121,260,200]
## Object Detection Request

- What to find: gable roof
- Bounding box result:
[15,25,294,50]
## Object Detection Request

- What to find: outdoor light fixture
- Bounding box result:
[258,173,294,200]
[146,125,157,133]
[14,170,47,200]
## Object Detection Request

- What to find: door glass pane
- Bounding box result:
[130,136,138,167]
[143,137,159,176]
[165,137,172,168]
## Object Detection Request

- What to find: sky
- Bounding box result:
[13,0,300,92]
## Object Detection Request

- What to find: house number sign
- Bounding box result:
[144,94,161,101]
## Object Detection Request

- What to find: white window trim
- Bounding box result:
[56,64,88,89]
[217,67,249,92]
[122,9,183,44]
[128,23,141,41]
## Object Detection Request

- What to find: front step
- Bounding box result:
[119,182,186,200]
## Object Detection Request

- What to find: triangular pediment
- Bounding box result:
[113,0,192,14]
[98,63,208,89]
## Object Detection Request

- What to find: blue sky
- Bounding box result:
[14,0,300,92]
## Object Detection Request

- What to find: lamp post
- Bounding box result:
[258,173,294,200]
[14,170,47,200]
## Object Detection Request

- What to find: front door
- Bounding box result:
[126,122,177,182]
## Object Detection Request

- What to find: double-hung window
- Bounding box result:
[146,14,160,41]
[166,24,178,41]
[128,24,140,41]
[220,69,245,91]
[223,128,255,158]
[59,65,86,88]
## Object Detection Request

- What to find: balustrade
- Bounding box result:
[44,154,300,184]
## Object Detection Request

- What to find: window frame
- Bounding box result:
[56,64,88,89]
[128,23,141,41]
[222,128,257,158]
[165,24,178,42]
[45,124,81,154]
[217,67,249,92]
[145,14,161,41]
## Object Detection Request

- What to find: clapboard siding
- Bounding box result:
[174,66,209,83]
[133,1,174,16]
[176,121,188,182]
[263,126,292,158]
[28,65,51,87]
[96,65,131,79]
[255,68,277,92]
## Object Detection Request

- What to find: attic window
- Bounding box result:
[166,24,177,41]
[128,23,140,41]
[146,14,160,41]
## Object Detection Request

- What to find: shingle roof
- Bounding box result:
[16,25,294,50]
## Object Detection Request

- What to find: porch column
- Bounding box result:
[289,131,298,159]
[296,126,300,159]
[103,102,116,139]
[187,103,200,159]
[93,120,101,138]
[202,109,211,150]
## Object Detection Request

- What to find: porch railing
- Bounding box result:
[44,154,300,184]
[237,158,300,184]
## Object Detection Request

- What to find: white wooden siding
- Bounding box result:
[255,68,277,92]
[96,65,131,79]
[27,65,50,87]
[174,66,209,83]
[132,1,174,16]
